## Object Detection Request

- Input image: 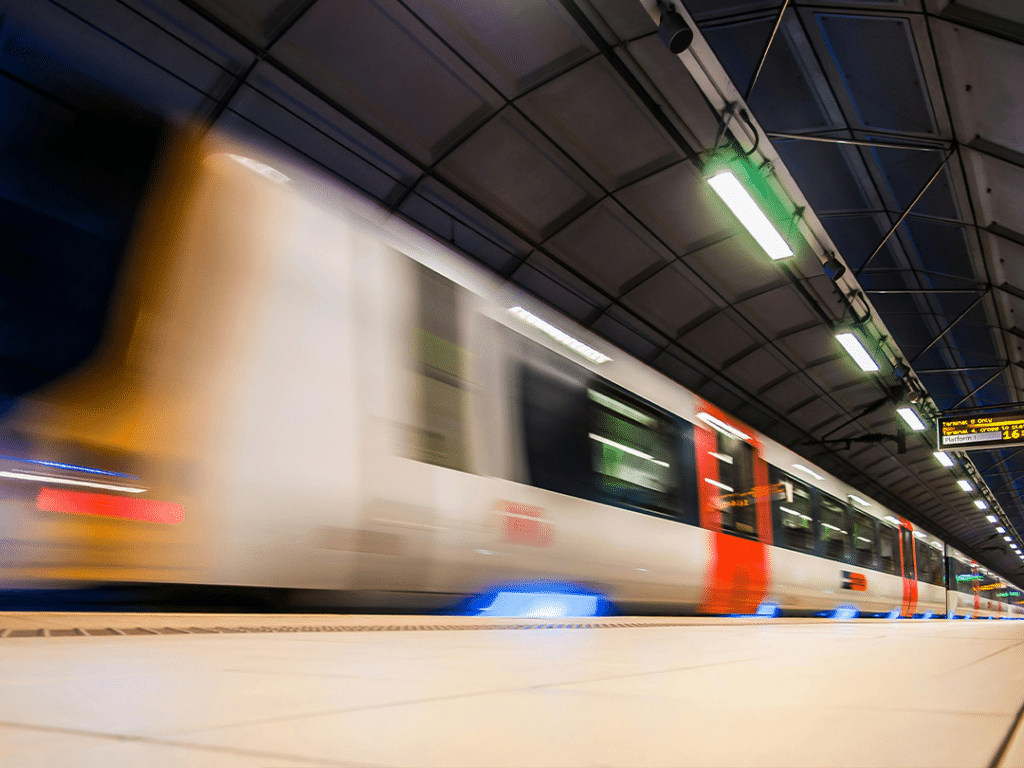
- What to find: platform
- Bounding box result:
[2,612,1024,767]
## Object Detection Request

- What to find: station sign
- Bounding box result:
[937,410,1024,451]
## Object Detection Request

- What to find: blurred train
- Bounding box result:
[0,131,1021,619]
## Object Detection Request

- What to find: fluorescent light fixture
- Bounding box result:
[987,515,999,523]
[885,515,900,525]
[914,531,927,539]
[226,154,290,183]
[835,332,880,373]
[704,477,735,492]
[848,494,871,507]
[589,434,668,467]
[792,463,824,481]
[997,527,1006,534]
[897,407,927,431]
[975,499,989,510]
[957,479,974,492]
[509,307,610,364]
[933,451,955,468]
[1005,536,1013,542]
[0,470,146,494]
[707,171,793,260]
[696,412,750,441]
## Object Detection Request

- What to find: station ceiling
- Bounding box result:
[0,0,1022,578]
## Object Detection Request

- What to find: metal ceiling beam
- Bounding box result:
[854,145,957,277]
[917,365,1004,374]
[908,292,988,365]
[745,0,789,100]
[865,288,983,295]
[945,365,1009,411]
[766,131,946,152]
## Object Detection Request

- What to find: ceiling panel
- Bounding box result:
[684,238,789,304]
[401,0,597,98]
[815,13,937,134]
[437,108,603,241]
[614,159,730,254]
[622,262,722,337]
[273,0,504,163]
[680,309,758,369]
[546,198,671,296]
[518,56,682,190]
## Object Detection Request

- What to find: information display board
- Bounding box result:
[937,411,1024,451]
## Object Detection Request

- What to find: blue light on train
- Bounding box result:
[726,601,780,619]
[0,455,138,480]
[829,605,859,620]
[459,581,611,618]
[885,609,900,620]
[920,611,934,620]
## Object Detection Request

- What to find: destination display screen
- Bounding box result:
[938,411,1024,451]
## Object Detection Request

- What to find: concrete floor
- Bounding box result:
[1,613,1023,767]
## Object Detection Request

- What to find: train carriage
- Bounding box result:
[0,133,1022,619]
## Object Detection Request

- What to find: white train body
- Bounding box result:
[0,135,1020,619]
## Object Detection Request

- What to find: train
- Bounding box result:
[0,131,1020,619]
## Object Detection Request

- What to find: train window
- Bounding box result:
[914,537,938,585]
[589,388,678,514]
[878,523,900,575]
[901,528,915,579]
[768,468,815,553]
[413,264,469,471]
[933,547,947,587]
[851,511,877,569]
[819,495,850,562]
[520,364,591,499]
[711,434,758,539]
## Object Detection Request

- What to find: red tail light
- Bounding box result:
[37,488,184,525]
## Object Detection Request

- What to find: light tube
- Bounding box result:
[987,515,998,523]
[704,478,735,492]
[589,434,668,467]
[509,307,610,364]
[792,463,824,481]
[835,332,880,372]
[957,479,974,492]
[696,412,750,441]
[897,407,927,431]
[933,451,955,468]
[848,494,871,507]
[997,527,1006,534]
[1005,536,1013,542]
[975,499,989,510]
[707,171,793,260]
[0,470,146,494]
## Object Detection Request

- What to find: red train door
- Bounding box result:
[694,401,773,615]
[899,523,918,617]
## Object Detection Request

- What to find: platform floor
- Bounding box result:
[1,612,1024,767]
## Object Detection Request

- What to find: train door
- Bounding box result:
[899,524,918,617]
[694,401,772,614]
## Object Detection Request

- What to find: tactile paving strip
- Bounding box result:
[0,619,792,638]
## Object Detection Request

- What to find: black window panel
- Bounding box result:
[878,523,900,575]
[901,528,915,579]
[588,386,680,516]
[851,510,878,569]
[769,467,815,553]
[520,364,592,499]
[914,537,929,584]
[712,435,758,540]
[819,494,851,562]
